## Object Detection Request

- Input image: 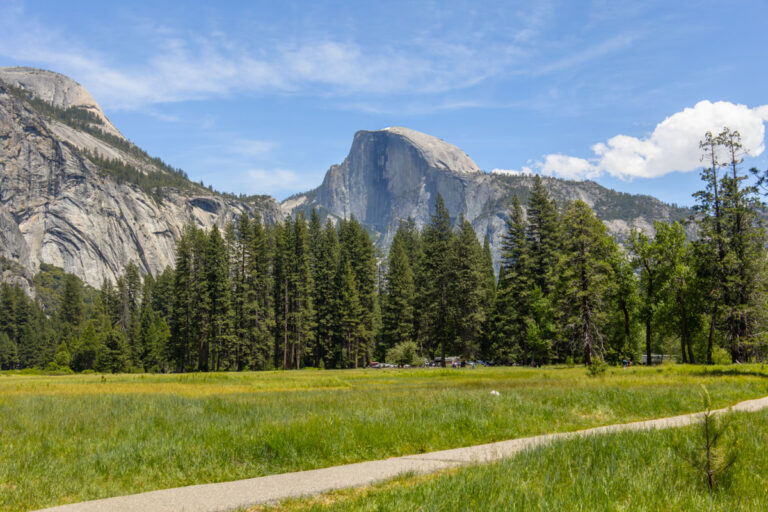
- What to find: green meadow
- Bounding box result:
[1,365,767,511]
[262,408,768,512]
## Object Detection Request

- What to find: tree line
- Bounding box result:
[0,129,766,372]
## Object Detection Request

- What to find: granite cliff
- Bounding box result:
[282,127,690,261]
[0,67,281,288]
[1,67,690,289]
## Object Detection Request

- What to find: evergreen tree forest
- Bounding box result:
[1,129,767,372]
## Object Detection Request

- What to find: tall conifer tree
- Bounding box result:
[422,194,454,364]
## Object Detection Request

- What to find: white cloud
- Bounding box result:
[491,167,535,176]
[540,155,598,180]
[756,105,768,122]
[540,101,768,180]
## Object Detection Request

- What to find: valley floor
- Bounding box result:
[1,365,767,511]
[257,407,768,512]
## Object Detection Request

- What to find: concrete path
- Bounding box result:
[36,395,768,512]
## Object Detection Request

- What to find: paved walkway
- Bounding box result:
[36,395,768,512]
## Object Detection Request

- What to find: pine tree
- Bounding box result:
[95,325,128,373]
[480,235,497,360]
[526,176,560,295]
[246,212,275,370]
[554,201,616,363]
[422,194,454,364]
[97,278,120,328]
[718,128,767,361]
[693,131,728,364]
[0,331,18,370]
[357,218,379,365]
[338,216,378,367]
[313,219,340,367]
[273,219,292,369]
[481,235,496,313]
[290,213,315,368]
[398,218,428,356]
[170,224,198,371]
[227,217,249,370]
[496,194,532,363]
[58,273,84,331]
[204,224,231,371]
[448,217,486,360]
[70,320,99,371]
[382,226,416,350]
[337,257,361,368]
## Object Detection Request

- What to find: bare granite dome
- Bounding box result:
[284,127,691,266]
[0,66,124,139]
[383,127,481,175]
[0,69,282,288]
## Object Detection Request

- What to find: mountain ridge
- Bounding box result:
[0,66,690,287]
[0,67,282,288]
[282,127,690,262]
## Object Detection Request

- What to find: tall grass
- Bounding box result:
[0,366,767,511]
[267,409,768,511]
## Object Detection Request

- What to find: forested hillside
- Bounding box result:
[1,129,766,372]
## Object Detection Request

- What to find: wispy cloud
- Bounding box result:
[227,138,279,157]
[0,1,643,114]
[0,5,507,110]
[193,166,319,199]
[532,33,639,76]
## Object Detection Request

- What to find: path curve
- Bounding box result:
[35,395,768,512]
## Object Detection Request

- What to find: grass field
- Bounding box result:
[1,365,767,511]
[258,408,768,511]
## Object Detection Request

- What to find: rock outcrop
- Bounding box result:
[0,67,124,139]
[0,67,281,288]
[0,67,691,289]
[283,127,690,262]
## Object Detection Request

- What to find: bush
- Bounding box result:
[587,358,608,377]
[712,347,732,365]
[386,341,422,367]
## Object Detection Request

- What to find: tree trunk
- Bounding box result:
[347,332,351,369]
[645,317,652,366]
[622,302,631,354]
[282,285,289,369]
[706,304,717,364]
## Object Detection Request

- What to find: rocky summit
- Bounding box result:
[0,67,689,289]
[282,127,690,262]
[0,67,281,289]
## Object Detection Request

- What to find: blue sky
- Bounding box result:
[1,0,767,204]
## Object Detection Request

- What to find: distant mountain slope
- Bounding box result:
[282,127,691,262]
[0,67,692,288]
[0,67,281,287]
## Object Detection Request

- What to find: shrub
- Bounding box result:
[386,341,422,367]
[712,347,732,365]
[587,358,608,377]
